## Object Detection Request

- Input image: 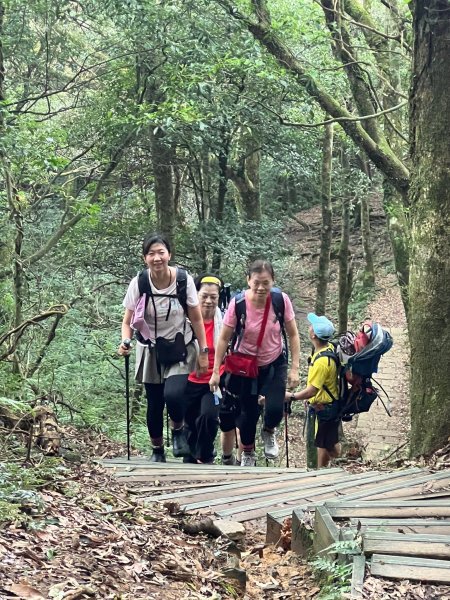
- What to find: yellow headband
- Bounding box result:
[200,276,222,288]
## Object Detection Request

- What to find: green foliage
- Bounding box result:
[309,539,360,599]
[0,459,68,525]
[0,0,404,449]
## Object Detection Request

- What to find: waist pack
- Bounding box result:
[155,332,187,365]
[223,352,258,378]
[224,293,271,379]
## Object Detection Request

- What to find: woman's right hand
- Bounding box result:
[209,372,220,392]
[118,340,132,356]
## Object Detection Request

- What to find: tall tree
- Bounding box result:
[315,123,334,315]
[409,0,450,455]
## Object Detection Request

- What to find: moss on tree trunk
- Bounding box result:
[409,0,450,456]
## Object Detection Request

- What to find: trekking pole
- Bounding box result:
[284,402,290,468]
[166,411,170,446]
[123,338,132,461]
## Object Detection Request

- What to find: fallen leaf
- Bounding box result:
[8,582,45,599]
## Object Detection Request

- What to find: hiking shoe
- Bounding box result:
[240,451,257,467]
[150,447,166,463]
[182,454,197,464]
[221,454,237,466]
[172,428,190,457]
[261,428,279,459]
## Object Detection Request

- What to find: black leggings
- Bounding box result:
[184,381,220,462]
[219,354,287,446]
[144,374,188,441]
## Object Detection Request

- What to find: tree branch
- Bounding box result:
[0,305,69,361]
[281,101,407,127]
[213,0,409,195]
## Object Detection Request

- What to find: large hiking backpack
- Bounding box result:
[232,288,288,360]
[312,322,393,422]
[131,267,189,344]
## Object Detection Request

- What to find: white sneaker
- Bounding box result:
[240,451,257,467]
[261,428,279,459]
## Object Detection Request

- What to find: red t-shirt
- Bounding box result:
[188,320,224,384]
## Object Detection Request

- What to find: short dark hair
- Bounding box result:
[194,273,223,292]
[247,259,275,280]
[142,233,171,255]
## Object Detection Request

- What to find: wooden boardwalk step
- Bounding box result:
[363,532,450,559]
[370,554,450,583]
[266,468,447,542]
[141,467,345,503]
[218,468,420,523]
[324,500,450,519]
[349,517,450,535]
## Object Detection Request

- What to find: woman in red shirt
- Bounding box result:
[183,275,225,464]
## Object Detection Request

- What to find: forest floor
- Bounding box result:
[2,199,447,600]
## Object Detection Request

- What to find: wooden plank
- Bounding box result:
[104,459,307,473]
[290,508,314,555]
[225,468,425,522]
[351,555,365,599]
[370,554,450,583]
[350,518,450,535]
[216,470,389,519]
[314,506,340,557]
[362,471,450,501]
[268,474,448,524]
[181,471,355,511]
[363,532,450,559]
[142,468,345,503]
[266,512,287,545]
[325,500,450,519]
[117,473,277,483]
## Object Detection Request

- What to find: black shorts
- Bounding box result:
[315,418,340,451]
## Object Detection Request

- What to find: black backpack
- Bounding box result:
[135,267,189,344]
[232,288,288,360]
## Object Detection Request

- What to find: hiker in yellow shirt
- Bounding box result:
[287,313,341,468]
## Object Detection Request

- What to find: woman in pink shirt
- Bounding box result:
[210,260,300,467]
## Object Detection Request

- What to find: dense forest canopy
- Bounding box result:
[0,0,449,455]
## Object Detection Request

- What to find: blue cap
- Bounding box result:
[307,313,335,341]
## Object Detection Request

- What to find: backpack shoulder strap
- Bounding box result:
[175,267,188,314]
[311,348,339,368]
[137,269,152,310]
[310,348,340,403]
[230,292,246,350]
[234,291,246,330]
[270,289,285,327]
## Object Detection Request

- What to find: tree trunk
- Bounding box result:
[315,123,334,315]
[338,194,353,333]
[409,1,450,456]
[360,193,375,286]
[211,140,229,272]
[150,128,176,249]
[227,149,261,221]
[382,179,410,310]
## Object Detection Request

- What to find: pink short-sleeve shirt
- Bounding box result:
[223,291,295,366]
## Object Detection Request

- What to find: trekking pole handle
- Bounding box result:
[122,338,132,349]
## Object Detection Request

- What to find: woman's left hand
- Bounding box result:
[287,367,299,390]
[197,352,209,375]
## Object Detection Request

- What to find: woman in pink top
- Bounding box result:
[210,260,300,467]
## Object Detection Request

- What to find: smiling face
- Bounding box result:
[198,283,220,321]
[144,242,171,274]
[247,269,274,301]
